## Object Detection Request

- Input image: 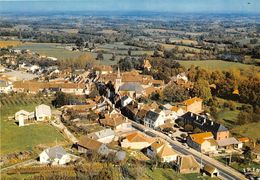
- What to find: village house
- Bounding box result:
[216,137,242,150]
[94,65,113,75]
[181,112,229,140]
[120,95,133,107]
[77,136,110,156]
[39,146,71,165]
[35,104,52,121]
[100,113,131,130]
[15,104,51,126]
[176,155,201,174]
[143,139,178,162]
[120,102,146,124]
[13,81,86,95]
[99,69,164,96]
[182,97,203,114]
[187,132,218,154]
[121,132,154,150]
[87,128,115,144]
[0,80,13,93]
[144,110,166,129]
[169,73,193,89]
[15,110,35,127]
[171,106,185,117]
[143,108,175,129]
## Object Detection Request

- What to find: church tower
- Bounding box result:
[115,66,122,93]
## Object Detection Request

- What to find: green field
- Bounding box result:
[231,122,260,140]
[17,42,152,65]
[178,60,259,71]
[18,43,85,60]
[0,96,65,155]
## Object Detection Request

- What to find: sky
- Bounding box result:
[0,0,259,14]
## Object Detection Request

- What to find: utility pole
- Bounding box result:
[229,152,232,164]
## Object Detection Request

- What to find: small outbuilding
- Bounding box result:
[203,164,219,177]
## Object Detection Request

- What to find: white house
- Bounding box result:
[39,146,71,165]
[144,110,168,129]
[0,80,13,93]
[120,95,133,107]
[30,65,40,73]
[87,128,115,144]
[15,110,30,121]
[35,104,52,121]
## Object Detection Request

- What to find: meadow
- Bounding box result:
[17,43,85,60]
[178,60,260,71]
[0,95,66,155]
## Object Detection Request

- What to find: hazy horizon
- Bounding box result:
[0,0,260,15]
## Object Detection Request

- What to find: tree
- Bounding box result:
[180,133,187,139]
[153,50,160,57]
[243,146,252,164]
[163,83,190,102]
[110,53,116,61]
[193,127,202,133]
[250,38,258,44]
[96,52,104,60]
[184,124,193,132]
[192,79,212,102]
[128,49,132,56]
[150,92,160,101]
[237,112,253,125]
[89,85,99,98]
[75,37,84,50]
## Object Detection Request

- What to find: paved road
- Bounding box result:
[131,121,246,180]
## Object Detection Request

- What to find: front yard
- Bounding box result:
[0,99,66,155]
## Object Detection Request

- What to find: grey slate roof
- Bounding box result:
[115,151,126,161]
[45,146,66,159]
[181,112,228,137]
[119,82,144,93]
[145,110,160,122]
[217,137,240,147]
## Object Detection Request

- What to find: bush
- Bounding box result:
[184,124,193,132]
[193,127,202,134]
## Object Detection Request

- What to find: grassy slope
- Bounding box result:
[145,168,214,180]
[231,122,260,140]
[178,60,259,71]
[214,98,260,139]
[17,43,85,60]
[0,101,65,155]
